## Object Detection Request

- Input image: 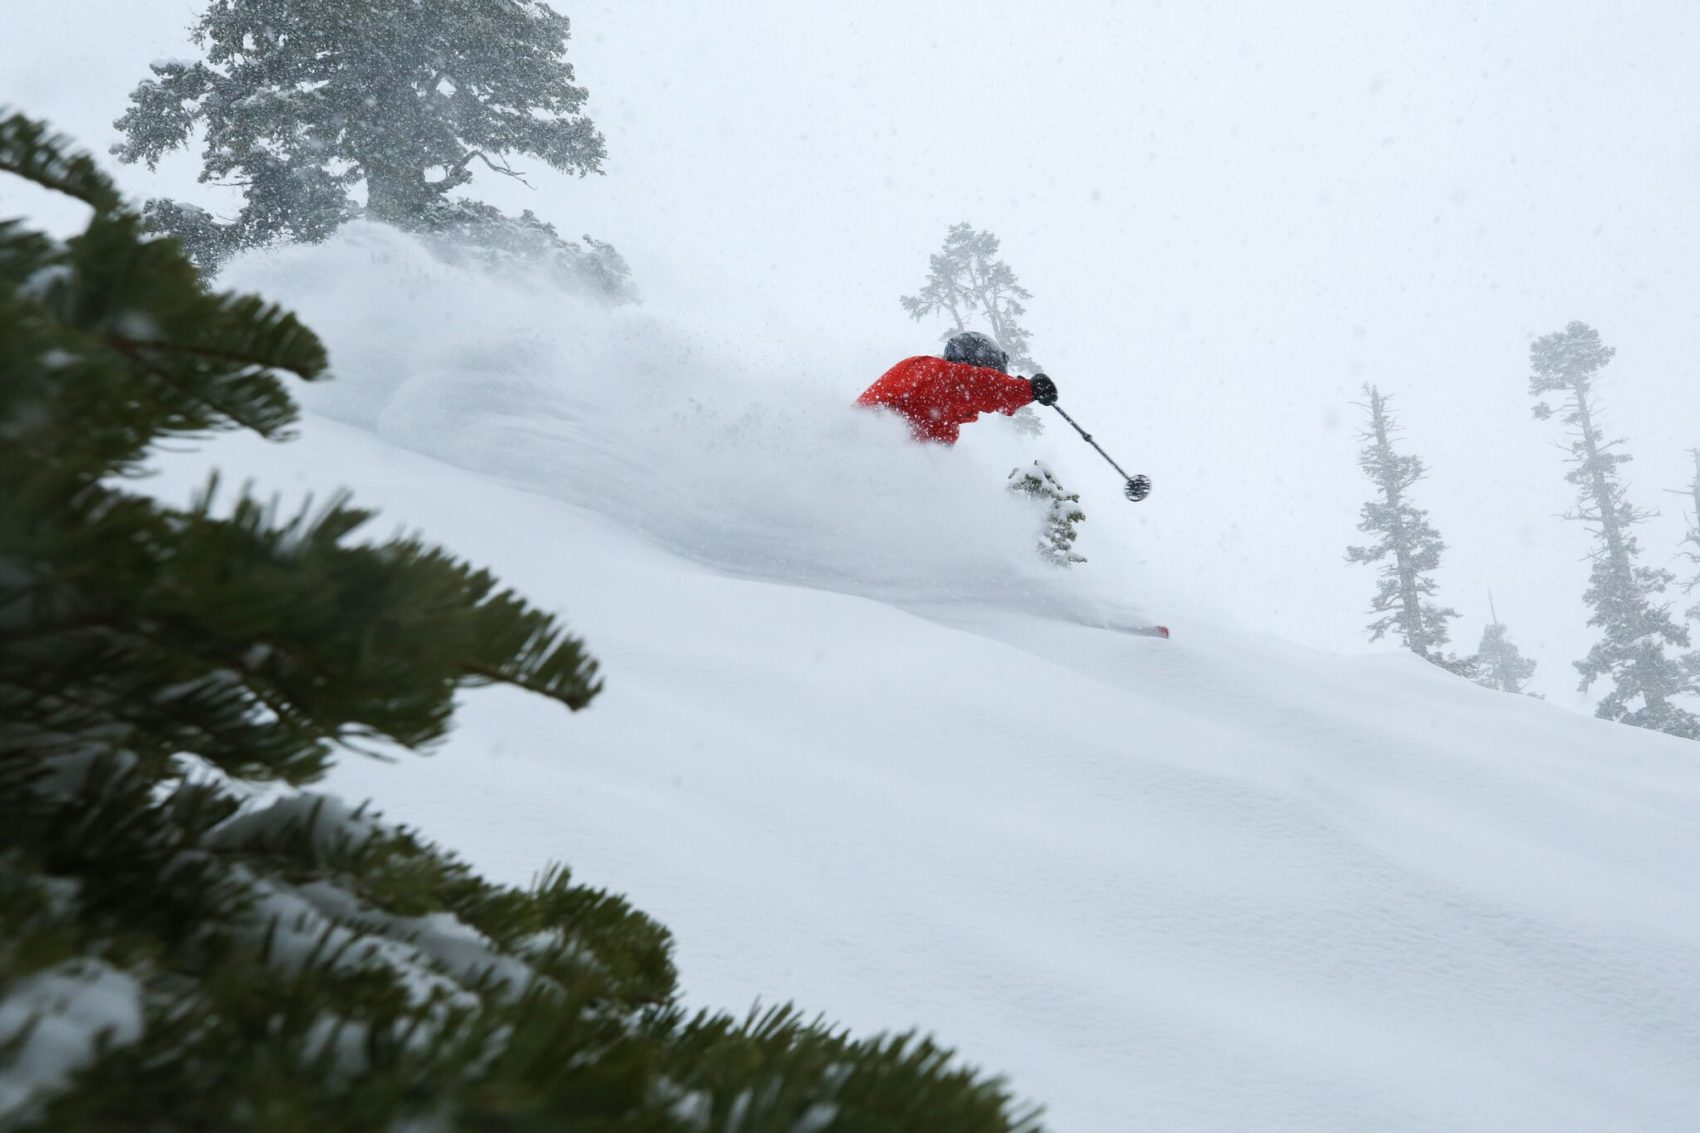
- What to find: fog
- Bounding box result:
[7,0,1700,708]
[215,222,1164,631]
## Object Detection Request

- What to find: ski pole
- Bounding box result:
[1048,404,1151,502]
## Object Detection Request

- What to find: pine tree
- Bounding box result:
[0,112,1043,1131]
[901,222,1038,374]
[1008,462,1087,566]
[112,0,631,298]
[1528,321,1700,738]
[1345,385,1470,673]
[1472,598,1539,695]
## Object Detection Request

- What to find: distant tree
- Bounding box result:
[1008,461,1086,566]
[1472,598,1540,696]
[1529,322,1700,738]
[0,112,1039,1130]
[1345,385,1471,674]
[902,222,1038,374]
[112,0,632,299]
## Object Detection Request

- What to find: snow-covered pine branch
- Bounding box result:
[1009,461,1087,567]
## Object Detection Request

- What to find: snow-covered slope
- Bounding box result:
[149,231,1700,1132]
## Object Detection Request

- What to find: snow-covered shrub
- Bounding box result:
[417,199,638,304]
[1008,461,1086,567]
[1472,618,1540,696]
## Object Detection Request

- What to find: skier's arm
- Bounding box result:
[927,363,1036,417]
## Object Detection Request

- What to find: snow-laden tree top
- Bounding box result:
[114,0,605,226]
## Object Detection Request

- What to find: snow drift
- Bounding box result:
[143,229,1700,1132]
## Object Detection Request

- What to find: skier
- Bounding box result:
[857,330,1058,445]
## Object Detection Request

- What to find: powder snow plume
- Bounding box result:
[218,223,1160,627]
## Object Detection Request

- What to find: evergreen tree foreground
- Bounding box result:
[0,112,1042,1132]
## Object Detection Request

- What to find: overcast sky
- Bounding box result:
[6,1,1699,707]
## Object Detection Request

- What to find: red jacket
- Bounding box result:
[856,356,1035,444]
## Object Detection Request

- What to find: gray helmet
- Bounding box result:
[943,330,1009,373]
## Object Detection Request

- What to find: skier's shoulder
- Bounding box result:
[864,354,945,395]
[909,355,1018,387]
[892,354,948,377]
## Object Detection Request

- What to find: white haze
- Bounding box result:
[8,7,1700,1126]
[216,223,1160,629]
[170,408,1700,1133]
[7,1,1700,709]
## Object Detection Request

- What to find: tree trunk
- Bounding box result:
[1685,450,1700,563]
[1370,392,1426,655]
[355,77,437,226]
[1573,379,1665,708]
[1573,381,1632,583]
[363,157,432,225]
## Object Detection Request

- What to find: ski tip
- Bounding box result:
[1155,625,1170,639]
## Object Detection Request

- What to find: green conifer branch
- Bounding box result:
[0,112,124,214]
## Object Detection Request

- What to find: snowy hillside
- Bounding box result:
[130,230,1700,1132]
